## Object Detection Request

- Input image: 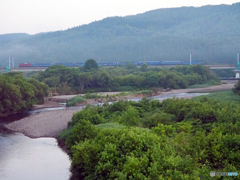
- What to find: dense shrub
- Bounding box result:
[0,73,48,118]
[118,105,140,126]
[68,105,104,127]
[71,128,199,179]
[59,97,240,179]
[142,111,176,128]
[66,95,86,107]
[66,119,99,149]
[35,64,220,94]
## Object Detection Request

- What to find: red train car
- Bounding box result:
[19,63,32,67]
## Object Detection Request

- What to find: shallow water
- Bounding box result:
[126,92,209,103]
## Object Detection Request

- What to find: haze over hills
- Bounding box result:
[0,3,240,67]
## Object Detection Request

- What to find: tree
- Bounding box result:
[125,62,137,70]
[78,73,92,92]
[84,59,98,71]
[140,63,148,72]
[97,71,111,88]
[233,79,240,95]
[0,73,48,118]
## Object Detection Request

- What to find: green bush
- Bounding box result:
[118,105,140,126]
[71,127,199,179]
[135,90,152,95]
[60,97,240,179]
[66,95,86,107]
[68,105,104,127]
[142,111,176,128]
[0,73,48,118]
[83,92,103,99]
[66,119,99,149]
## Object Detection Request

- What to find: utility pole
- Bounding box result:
[8,57,11,70]
[12,57,14,68]
[238,53,239,64]
[237,53,240,70]
[190,54,192,65]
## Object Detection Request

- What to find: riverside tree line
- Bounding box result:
[0,59,220,118]
[34,59,220,95]
[0,72,48,118]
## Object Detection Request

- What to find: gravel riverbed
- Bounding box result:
[4,83,235,138]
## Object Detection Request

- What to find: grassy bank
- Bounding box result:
[66,90,158,107]
[188,82,221,89]
[192,90,240,103]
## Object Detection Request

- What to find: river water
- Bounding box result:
[0,112,71,180]
[0,92,208,180]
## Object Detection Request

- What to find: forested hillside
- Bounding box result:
[0,3,240,66]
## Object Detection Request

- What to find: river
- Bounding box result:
[0,111,71,180]
[0,92,208,180]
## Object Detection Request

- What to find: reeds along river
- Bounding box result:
[0,112,71,180]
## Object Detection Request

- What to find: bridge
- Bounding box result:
[220,77,239,80]
[7,67,47,72]
[204,64,236,69]
[0,64,237,73]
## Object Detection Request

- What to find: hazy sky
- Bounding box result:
[0,0,239,35]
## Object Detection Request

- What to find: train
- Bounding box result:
[19,61,205,67]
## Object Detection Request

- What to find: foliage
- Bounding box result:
[142,111,176,128]
[34,64,220,95]
[66,95,86,107]
[188,83,219,89]
[140,63,148,72]
[83,92,103,99]
[118,105,140,126]
[0,72,48,118]
[84,59,98,71]
[212,69,235,78]
[194,90,240,103]
[233,79,240,95]
[71,128,198,179]
[59,96,240,179]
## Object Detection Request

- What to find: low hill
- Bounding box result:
[0,3,240,67]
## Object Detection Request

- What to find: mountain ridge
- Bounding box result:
[0,3,240,66]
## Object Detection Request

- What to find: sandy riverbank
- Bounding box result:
[4,83,235,138]
[5,109,81,138]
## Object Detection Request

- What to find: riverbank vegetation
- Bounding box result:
[66,93,104,107]
[35,61,220,95]
[194,90,240,103]
[0,72,48,118]
[211,69,235,78]
[66,90,156,107]
[59,97,240,179]
[233,79,240,95]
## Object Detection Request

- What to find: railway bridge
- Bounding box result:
[0,64,237,73]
